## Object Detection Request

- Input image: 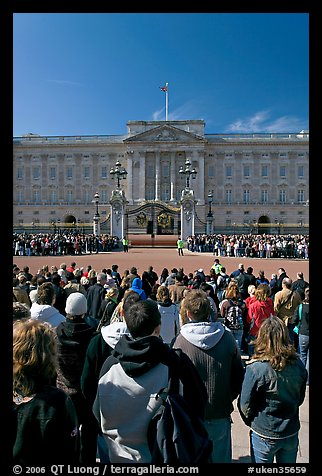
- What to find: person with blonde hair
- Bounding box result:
[13,319,80,463]
[238,315,307,463]
[96,287,119,331]
[220,281,245,349]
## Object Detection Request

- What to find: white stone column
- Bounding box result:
[196,150,205,204]
[170,151,176,201]
[126,153,133,204]
[155,151,161,201]
[139,152,146,202]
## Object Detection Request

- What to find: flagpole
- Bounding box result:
[165,82,168,121]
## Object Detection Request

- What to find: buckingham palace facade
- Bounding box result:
[13,119,309,236]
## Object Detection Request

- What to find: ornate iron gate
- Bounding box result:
[125,201,181,236]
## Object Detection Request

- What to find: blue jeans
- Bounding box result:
[299,334,309,383]
[204,417,232,463]
[231,329,243,351]
[250,431,299,463]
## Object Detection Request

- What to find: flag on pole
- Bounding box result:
[159,82,169,121]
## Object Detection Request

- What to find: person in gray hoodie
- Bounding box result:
[172,289,245,463]
[93,299,207,463]
[80,291,141,463]
[30,281,66,329]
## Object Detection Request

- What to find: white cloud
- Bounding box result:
[152,100,203,122]
[47,79,83,86]
[225,110,306,133]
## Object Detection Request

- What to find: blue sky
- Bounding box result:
[13,13,309,137]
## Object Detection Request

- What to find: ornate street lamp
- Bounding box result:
[207,192,213,218]
[179,158,197,189]
[94,192,100,216]
[93,192,100,236]
[110,160,128,188]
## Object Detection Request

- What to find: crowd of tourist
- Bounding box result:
[13,232,120,256]
[186,233,309,259]
[12,231,309,259]
[12,257,309,465]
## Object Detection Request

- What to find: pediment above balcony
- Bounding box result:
[124,124,204,143]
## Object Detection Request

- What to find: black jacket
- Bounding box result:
[13,386,80,464]
[291,279,309,300]
[86,283,106,322]
[290,302,309,336]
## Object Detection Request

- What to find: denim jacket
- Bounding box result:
[238,358,307,439]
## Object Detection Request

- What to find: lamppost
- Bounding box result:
[110,160,128,188]
[233,222,236,235]
[275,218,280,235]
[207,192,213,218]
[206,192,213,235]
[93,192,100,236]
[179,158,197,189]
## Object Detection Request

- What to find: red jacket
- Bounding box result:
[248,298,274,337]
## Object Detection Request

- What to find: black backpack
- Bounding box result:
[225,299,243,330]
[147,352,213,464]
[218,274,230,290]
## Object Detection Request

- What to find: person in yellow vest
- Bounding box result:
[177,238,184,256]
[122,236,129,253]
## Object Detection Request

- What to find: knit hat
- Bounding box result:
[65,292,87,316]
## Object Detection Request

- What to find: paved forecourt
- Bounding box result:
[14,247,309,283]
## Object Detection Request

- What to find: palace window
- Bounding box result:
[49,167,56,179]
[279,189,287,203]
[33,167,40,180]
[243,189,250,204]
[280,166,286,178]
[225,189,232,204]
[298,166,304,178]
[261,189,268,203]
[243,166,250,178]
[297,189,305,203]
[101,166,107,179]
[67,167,73,179]
[261,165,268,177]
[208,165,214,177]
[84,166,90,179]
[67,190,73,202]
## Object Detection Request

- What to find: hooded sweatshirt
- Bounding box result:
[81,321,130,407]
[129,277,147,300]
[157,299,180,344]
[30,303,66,328]
[173,321,245,420]
[93,334,207,463]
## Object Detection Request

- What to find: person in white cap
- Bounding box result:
[56,292,96,463]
